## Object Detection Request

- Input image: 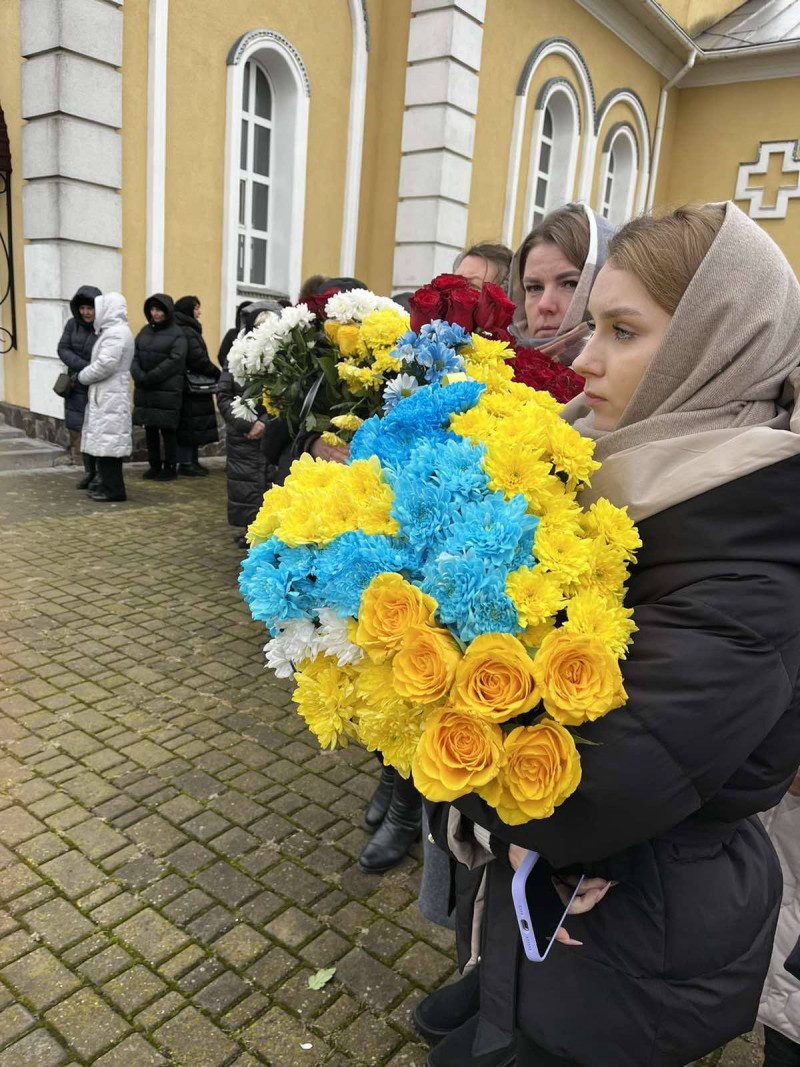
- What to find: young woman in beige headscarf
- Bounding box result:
[418,202,800,1067]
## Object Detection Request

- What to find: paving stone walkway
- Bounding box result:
[0,466,763,1066]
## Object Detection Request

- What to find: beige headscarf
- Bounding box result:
[564,201,800,522]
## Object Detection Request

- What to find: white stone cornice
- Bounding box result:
[340,0,369,276]
[146,0,168,295]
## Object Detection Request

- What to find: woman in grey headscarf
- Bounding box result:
[508,202,615,364]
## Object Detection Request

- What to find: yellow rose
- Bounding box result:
[533,630,627,727]
[324,320,341,345]
[392,626,462,704]
[412,708,505,802]
[337,324,361,358]
[451,633,539,723]
[355,573,438,663]
[479,722,581,824]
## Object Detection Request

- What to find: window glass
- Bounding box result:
[252,182,269,232]
[543,107,553,138]
[254,126,271,178]
[250,238,267,285]
[255,67,272,120]
[240,120,248,170]
[242,62,250,110]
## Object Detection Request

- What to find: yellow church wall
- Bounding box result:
[0,0,29,410]
[158,1,354,355]
[662,77,800,273]
[470,0,664,254]
[355,0,411,295]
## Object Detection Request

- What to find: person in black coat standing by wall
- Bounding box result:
[57,284,102,489]
[174,295,220,477]
[131,294,186,481]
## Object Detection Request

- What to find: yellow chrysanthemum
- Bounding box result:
[337,363,382,393]
[261,390,281,417]
[534,525,593,587]
[562,587,637,658]
[518,616,558,649]
[484,445,564,512]
[359,308,410,351]
[508,382,564,413]
[462,333,513,368]
[246,484,290,546]
[330,413,364,432]
[505,566,567,628]
[352,659,430,777]
[293,655,361,749]
[543,419,601,487]
[580,538,631,600]
[464,360,515,393]
[320,431,347,448]
[370,349,402,375]
[581,499,642,562]
[449,406,498,445]
[535,492,583,536]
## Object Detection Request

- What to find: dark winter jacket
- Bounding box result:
[131,295,187,429]
[57,285,102,432]
[428,454,800,1067]
[217,369,288,527]
[174,307,220,447]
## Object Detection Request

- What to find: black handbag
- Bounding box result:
[53,371,76,398]
[186,372,219,395]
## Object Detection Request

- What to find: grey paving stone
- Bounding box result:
[154,1006,239,1067]
[40,851,105,898]
[103,964,167,1014]
[24,898,96,950]
[2,948,82,1009]
[45,989,131,1059]
[116,908,190,965]
[0,1028,68,1067]
[93,1034,168,1066]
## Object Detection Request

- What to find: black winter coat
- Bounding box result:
[428,455,800,1067]
[57,285,101,432]
[175,311,220,447]
[131,295,187,429]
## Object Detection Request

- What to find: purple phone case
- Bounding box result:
[511,851,585,962]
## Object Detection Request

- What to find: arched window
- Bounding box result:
[597,124,638,227]
[524,82,580,230]
[238,60,274,288]
[222,30,310,326]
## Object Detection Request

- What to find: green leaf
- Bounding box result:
[308,967,336,990]
[571,732,601,747]
[304,413,318,432]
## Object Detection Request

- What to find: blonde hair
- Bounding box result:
[608,204,725,315]
[518,204,590,284]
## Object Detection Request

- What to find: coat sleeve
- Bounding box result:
[450,575,797,869]
[136,331,187,388]
[185,331,220,380]
[78,332,121,385]
[217,371,254,435]
[57,322,90,373]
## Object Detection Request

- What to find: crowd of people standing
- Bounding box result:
[55,208,800,1067]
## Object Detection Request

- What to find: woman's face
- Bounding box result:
[572,265,673,431]
[150,307,166,324]
[523,241,582,338]
[193,303,202,321]
[78,305,95,324]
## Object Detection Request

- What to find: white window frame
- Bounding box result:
[597,124,638,227]
[238,59,274,290]
[221,30,310,329]
[523,82,581,232]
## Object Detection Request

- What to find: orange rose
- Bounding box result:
[451,633,539,723]
[392,626,462,704]
[533,630,626,727]
[479,722,581,824]
[355,573,437,663]
[412,708,505,802]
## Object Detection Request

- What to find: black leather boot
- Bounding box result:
[358,773,421,873]
[365,763,395,828]
[414,967,480,1046]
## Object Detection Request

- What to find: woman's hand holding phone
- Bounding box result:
[509,845,615,946]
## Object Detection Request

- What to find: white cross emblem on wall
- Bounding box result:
[735,141,800,220]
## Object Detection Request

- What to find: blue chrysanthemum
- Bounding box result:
[313,533,418,617]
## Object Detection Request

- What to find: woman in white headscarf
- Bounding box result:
[418,202,800,1067]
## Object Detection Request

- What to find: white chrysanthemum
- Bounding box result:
[280,304,315,332]
[325,289,407,324]
[264,619,321,678]
[317,609,364,667]
[230,397,258,423]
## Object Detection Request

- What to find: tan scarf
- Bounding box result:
[564,201,800,521]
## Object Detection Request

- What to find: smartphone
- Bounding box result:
[511,851,585,962]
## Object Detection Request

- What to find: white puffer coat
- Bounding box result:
[79,293,134,458]
[759,787,800,1042]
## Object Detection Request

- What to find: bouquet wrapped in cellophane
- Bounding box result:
[239,341,642,826]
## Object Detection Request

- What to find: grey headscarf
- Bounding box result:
[509,203,615,365]
[565,201,800,521]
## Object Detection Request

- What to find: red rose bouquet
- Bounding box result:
[512,347,585,404]
[409,274,516,343]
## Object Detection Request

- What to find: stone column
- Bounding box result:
[392,0,485,292]
[20,0,123,417]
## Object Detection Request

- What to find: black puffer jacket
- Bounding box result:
[428,454,800,1067]
[174,305,220,447]
[57,285,102,432]
[131,295,187,428]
